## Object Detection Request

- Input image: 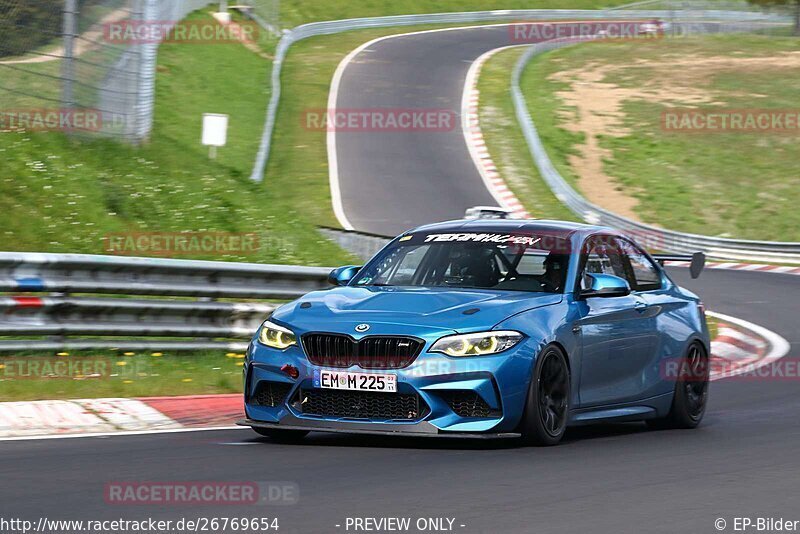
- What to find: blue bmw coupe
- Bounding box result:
[241,219,710,445]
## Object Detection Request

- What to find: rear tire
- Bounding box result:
[519,345,571,446]
[252,427,309,443]
[647,342,709,430]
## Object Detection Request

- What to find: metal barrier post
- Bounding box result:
[61,0,78,112]
[134,0,159,143]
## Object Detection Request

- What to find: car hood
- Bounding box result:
[271,286,562,336]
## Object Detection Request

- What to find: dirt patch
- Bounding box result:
[548,50,800,220]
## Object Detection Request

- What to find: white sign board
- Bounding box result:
[202,113,228,147]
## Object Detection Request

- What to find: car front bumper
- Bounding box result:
[243,339,536,435]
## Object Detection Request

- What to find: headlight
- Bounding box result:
[430,331,523,357]
[257,320,297,350]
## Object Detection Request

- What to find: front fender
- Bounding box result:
[493,301,581,425]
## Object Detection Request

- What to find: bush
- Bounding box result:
[0,0,63,58]
[0,0,112,58]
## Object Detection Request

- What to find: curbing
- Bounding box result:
[706,311,791,381]
[0,394,242,440]
[666,261,800,277]
[0,313,788,440]
[462,46,531,219]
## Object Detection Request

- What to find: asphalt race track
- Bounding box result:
[3,24,800,534]
[2,268,798,533]
[331,26,513,235]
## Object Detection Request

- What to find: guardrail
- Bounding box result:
[318,227,391,262]
[247,8,788,182]
[510,30,800,263]
[0,252,331,352]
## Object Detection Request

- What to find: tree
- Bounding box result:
[749,0,800,35]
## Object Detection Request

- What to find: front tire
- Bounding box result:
[520,345,571,446]
[252,427,309,443]
[647,342,709,430]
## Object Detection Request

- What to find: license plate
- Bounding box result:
[313,370,397,393]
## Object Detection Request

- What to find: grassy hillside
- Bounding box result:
[276,0,630,26]
[0,11,353,265]
[507,34,800,241]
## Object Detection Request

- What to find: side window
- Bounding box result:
[618,239,662,292]
[581,236,630,289]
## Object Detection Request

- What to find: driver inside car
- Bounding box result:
[542,253,568,292]
[452,246,500,288]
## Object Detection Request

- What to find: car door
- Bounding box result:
[616,237,675,399]
[576,235,658,407]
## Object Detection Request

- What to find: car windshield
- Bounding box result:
[353,231,571,293]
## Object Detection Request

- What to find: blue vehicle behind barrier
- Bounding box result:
[240,219,709,445]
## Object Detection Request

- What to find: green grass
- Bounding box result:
[517,44,587,194]
[275,0,630,27]
[0,11,354,265]
[512,34,800,241]
[0,350,244,401]
[0,34,129,108]
[476,47,578,222]
[0,61,63,108]
[707,315,719,341]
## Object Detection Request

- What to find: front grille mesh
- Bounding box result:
[304,334,356,368]
[251,381,293,407]
[297,388,424,420]
[358,337,423,368]
[440,391,495,418]
[302,334,424,369]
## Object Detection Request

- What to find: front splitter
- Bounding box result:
[238,415,520,440]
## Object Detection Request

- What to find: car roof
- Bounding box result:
[408,218,609,237]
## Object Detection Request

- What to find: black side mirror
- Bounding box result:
[327,265,361,286]
[581,273,631,298]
